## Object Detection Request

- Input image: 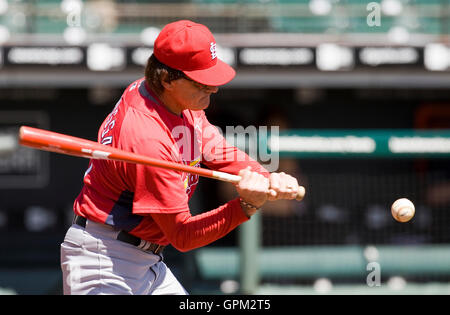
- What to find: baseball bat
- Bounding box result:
[19,126,305,201]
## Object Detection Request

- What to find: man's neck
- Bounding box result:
[158,92,183,116]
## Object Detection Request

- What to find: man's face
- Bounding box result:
[169,77,219,112]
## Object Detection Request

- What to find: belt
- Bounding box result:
[74,215,165,255]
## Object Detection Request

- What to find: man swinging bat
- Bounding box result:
[59,20,303,295]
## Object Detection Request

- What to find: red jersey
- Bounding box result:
[74,78,268,251]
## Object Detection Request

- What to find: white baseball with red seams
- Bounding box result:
[391,198,415,222]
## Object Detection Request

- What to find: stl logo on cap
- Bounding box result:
[210,42,217,60]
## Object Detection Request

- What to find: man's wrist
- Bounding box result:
[239,198,260,217]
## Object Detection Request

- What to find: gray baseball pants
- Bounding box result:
[60,219,188,295]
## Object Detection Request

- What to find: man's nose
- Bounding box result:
[207,86,219,94]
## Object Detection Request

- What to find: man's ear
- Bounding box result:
[160,72,174,91]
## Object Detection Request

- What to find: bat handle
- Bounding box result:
[270,185,306,201]
[212,171,306,201]
[296,186,306,201]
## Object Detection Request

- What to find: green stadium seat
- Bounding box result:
[35,0,63,4]
[417,17,448,34]
[113,23,147,34]
[347,16,396,33]
[118,0,192,3]
[35,16,67,34]
[3,0,448,35]
[271,16,333,33]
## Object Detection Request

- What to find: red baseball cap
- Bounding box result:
[153,20,236,86]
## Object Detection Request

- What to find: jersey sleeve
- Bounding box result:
[151,198,249,252]
[200,112,270,177]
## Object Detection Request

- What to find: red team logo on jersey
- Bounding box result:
[182,159,200,197]
[176,120,202,197]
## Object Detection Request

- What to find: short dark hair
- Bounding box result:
[144,54,185,96]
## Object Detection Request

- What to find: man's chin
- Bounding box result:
[194,98,211,111]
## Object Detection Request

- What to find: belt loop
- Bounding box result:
[138,240,151,251]
[154,244,162,255]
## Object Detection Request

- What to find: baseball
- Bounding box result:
[391,198,415,222]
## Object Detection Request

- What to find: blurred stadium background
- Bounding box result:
[0,0,449,295]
